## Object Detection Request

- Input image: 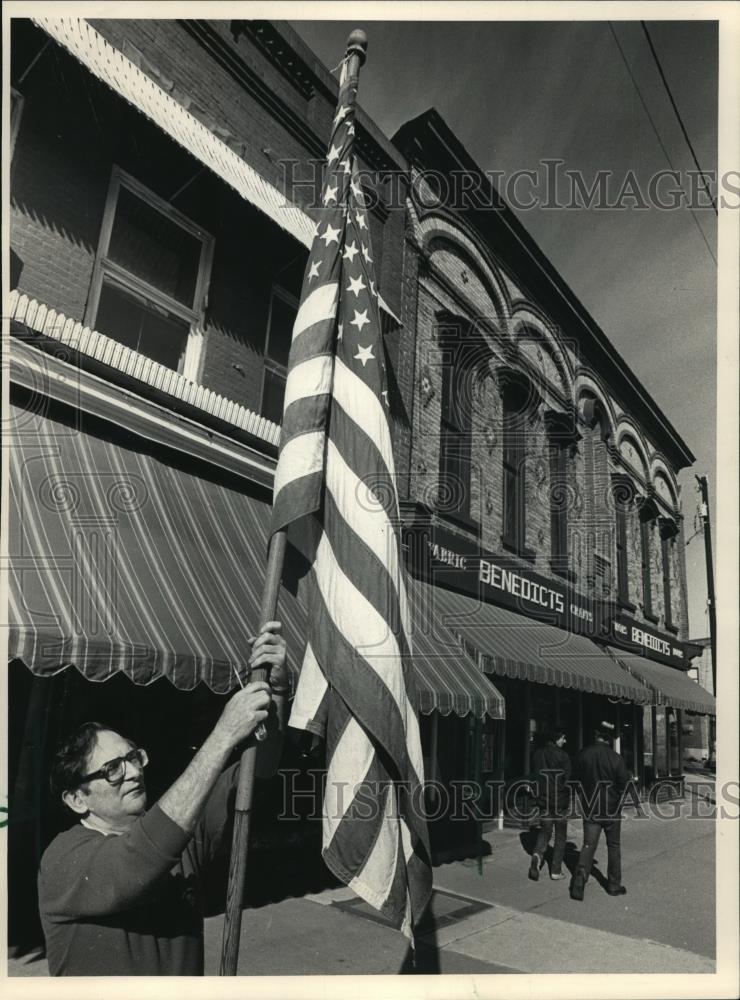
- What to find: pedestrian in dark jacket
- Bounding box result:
[528,728,571,881]
[570,720,631,901]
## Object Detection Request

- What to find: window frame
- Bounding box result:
[615,503,630,605]
[638,502,659,623]
[10,87,24,161]
[260,284,299,424]
[501,381,529,556]
[546,410,578,581]
[659,518,679,633]
[85,167,214,382]
[611,474,636,612]
[439,344,474,525]
[548,437,568,574]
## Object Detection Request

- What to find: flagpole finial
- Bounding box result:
[346,28,368,66]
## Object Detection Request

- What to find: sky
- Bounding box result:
[292,16,719,639]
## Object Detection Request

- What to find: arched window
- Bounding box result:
[439,349,473,521]
[611,474,636,609]
[659,517,679,631]
[638,497,659,623]
[437,313,487,527]
[499,371,535,555]
[545,410,579,579]
[582,395,613,596]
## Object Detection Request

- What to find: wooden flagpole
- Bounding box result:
[218,28,369,977]
[220,528,286,975]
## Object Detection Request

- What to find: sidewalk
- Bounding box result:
[8,787,715,977]
[201,789,715,976]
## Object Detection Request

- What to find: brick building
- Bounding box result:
[389,110,715,804]
[7,16,715,946]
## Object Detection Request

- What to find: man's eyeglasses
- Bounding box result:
[79,748,149,786]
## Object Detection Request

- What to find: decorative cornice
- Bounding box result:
[544,407,581,444]
[185,20,401,176]
[233,20,316,99]
[658,515,679,540]
[179,20,325,159]
[636,491,660,521]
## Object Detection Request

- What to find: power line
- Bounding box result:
[641,20,718,215]
[607,22,716,266]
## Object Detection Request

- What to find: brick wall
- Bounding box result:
[10,65,109,320]
[400,198,691,639]
[10,19,403,420]
[393,232,422,500]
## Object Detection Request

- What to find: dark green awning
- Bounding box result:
[421,584,652,703]
[610,651,716,715]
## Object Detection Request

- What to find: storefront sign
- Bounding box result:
[404,519,688,667]
[604,614,687,668]
[406,522,605,638]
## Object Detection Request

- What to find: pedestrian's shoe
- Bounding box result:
[606,884,627,896]
[550,870,564,881]
[569,872,585,901]
[528,852,541,881]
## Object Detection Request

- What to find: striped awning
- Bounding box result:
[610,650,716,715]
[7,401,306,693]
[409,581,505,720]
[33,17,401,326]
[422,584,652,704]
[7,397,505,717]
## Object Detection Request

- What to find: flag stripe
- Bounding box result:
[308,562,424,789]
[292,283,339,342]
[273,432,325,501]
[324,407,410,623]
[345,785,400,911]
[332,356,397,484]
[280,392,331,446]
[320,486,408,660]
[283,325,335,371]
[287,641,330,735]
[282,355,334,412]
[271,472,324,537]
[311,536,410,720]
[323,712,376,839]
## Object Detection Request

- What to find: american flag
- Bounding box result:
[271,55,432,934]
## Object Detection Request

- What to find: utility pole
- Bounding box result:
[695,475,717,696]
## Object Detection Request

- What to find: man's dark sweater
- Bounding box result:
[38,765,238,976]
[574,742,630,821]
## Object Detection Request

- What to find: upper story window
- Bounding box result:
[638,498,659,622]
[261,286,298,425]
[549,437,568,568]
[439,338,474,524]
[435,312,489,529]
[611,474,635,610]
[545,410,579,580]
[86,169,214,379]
[659,517,679,632]
[501,375,533,556]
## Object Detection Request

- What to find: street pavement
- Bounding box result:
[8,777,716,978]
